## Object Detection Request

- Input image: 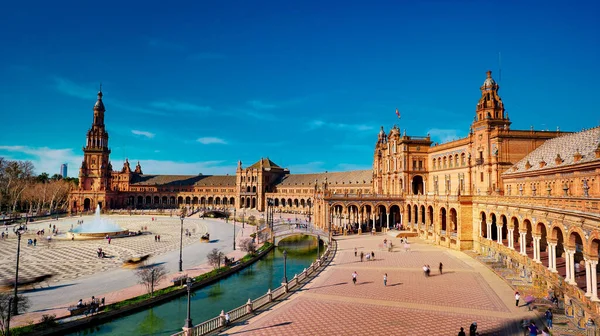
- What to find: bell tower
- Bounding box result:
[79,89,112,192]
[473,70,510,129]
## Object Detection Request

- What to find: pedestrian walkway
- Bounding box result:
[224,234,540,335]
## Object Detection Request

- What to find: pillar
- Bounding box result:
[533,236,541,263]
[519,232,527,255]
[496,225,503,245]
[585,258,593,297]
[590,260,599,301]
[487,221,492,240]
[508,228,514,249]
[565,249,576,284]
[386,213,390,230]
[547,242,556,272]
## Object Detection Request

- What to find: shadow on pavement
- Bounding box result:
[21,283,75,294]
[225,321,293,335]
[300,282,348,291]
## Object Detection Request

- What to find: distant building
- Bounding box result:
[60,163,68,178]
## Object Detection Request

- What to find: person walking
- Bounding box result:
[354,247,357,257]
[423,265,429,277]
[469,322,477,336]
[515,291,520,306]
[360,251,364,262]
[544,308,553,329]
[439,262,443,274]
[458,327,466,336]
[527,321,538,336]
[352,271,358,285]
[383,273,387,286]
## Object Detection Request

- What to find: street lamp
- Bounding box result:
[13,226,24,316]
[233,210,236,251]
[282,250,288,283]
[317,235,320,258]
[183,277,193,328]
[179,215,184,272]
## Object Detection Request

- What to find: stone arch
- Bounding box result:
[413,204,418,224]
[407,203,412,223]
[490,213,498,241]
[588,235,600,259]
[230,197,235,206]
[207,196,213,205]
[146,195,152,205]
[500,215,508,243]
[251,197,256,209]
[154,196,160,204]
[177,196,183,205]
[420,205,425,224]
[300,199,305,208]
[192,196,198,205]
[376,204,387,231]
[523,219,533,256]
[84,198,92,211]
[389,204,402,229]
[551,225,566,260]
[252,186,257,193]
[287,198,292,207]
[170,196,176,205]
[184,196,190,205]
[215,197,221,205]
[427,206,434,226]
[294,199,299,207]
[412,175,424,195]
[480,212,487,238]
[449,208,458,232]
[440,207,447,232]
[537,222,548,264]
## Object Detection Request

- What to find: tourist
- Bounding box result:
[439,262,443,274]
[552,296,559,307]
[352,271,358,285]
[541,327,550,336]
[457,327,466,336]
[108,236,111,244]
[77,299,83,307]
[544,308,553,328]
[360,251,364,262]
[154,235,157,242]
[371,251,375,260]
[527,321,538,336]
[225,312,230,326]
[383,273,387,286]
[515,291,520,306]
[423,265,429,277]
[426,265,431,276]
[354,247,357,257]
[33,238,36,246]
[469,322,477,336]
[158,235,161,242]
[366,253,371,261]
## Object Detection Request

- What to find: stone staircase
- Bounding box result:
[465,251,587,336]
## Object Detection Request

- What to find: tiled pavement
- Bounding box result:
[224,235,540,336]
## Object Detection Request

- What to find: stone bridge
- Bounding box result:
[271,225,328,245]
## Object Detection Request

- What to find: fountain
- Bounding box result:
[69,205,129,239]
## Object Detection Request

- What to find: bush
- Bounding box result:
[207,248,224,269]
[239,238,256,254]
[39,314,57,327]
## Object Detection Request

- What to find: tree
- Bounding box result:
[135,264,167,298]
[239,238,256,254]
[0,292,30,336]
[207,248,224,269]
[247,215,256,225]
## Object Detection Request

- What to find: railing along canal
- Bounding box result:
[172,239,337,336]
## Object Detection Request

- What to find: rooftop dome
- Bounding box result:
[482,70,496,88]
[94,90,105,111]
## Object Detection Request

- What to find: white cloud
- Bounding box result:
[53,77,97,100]
[308,120,373,132]
[196,137,227,145]
[150,100,212,112]
[427,128,465,144]
[0,145,81,177]
[131,130,155,139]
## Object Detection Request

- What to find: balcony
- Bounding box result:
[475,158,484,165]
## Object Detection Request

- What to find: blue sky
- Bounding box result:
[0,0,598,177]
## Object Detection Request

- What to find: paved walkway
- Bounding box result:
[6,215,252,327]
[224,234,540,336]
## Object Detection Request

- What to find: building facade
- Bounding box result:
[70,71,600,320]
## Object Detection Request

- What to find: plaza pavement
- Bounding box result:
[1,215,253,326]
[223,234,540,336]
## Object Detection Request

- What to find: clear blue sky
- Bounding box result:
[1,0,598,177]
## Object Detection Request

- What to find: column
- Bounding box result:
[519,232,527,255]
[533,236,541,263]
[496,225,503,245]
[585,258,593,297]
[547,242,557,272]
[565,249,575,284]
[386,213,390,230]
[371,212,375,231]
[590,260,599,301]
[508,228,514,249]
[487,221,492,240]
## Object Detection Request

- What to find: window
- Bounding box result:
[480,172,484,182]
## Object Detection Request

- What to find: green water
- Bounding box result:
[68,239,320,336]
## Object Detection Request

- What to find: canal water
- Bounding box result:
[68,238,320,336]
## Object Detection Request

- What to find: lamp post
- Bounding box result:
[13,227,24,316]
[233,209,236,251]
[317,234,320,258]
[183,277,193,328]
[179,215,184,272]
[282,250,288,283]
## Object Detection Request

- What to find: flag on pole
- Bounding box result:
[395,108,400,119]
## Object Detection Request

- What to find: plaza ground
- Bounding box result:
[1,214,255,326]
[224,234,540,336]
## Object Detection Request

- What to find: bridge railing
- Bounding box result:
[173,239,337,336]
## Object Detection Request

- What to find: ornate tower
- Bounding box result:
[473,70,510,129]
[79,90,112,193]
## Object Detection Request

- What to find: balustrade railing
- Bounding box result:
[173,240,337,336]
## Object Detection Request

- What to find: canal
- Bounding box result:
[68,238,320,335]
